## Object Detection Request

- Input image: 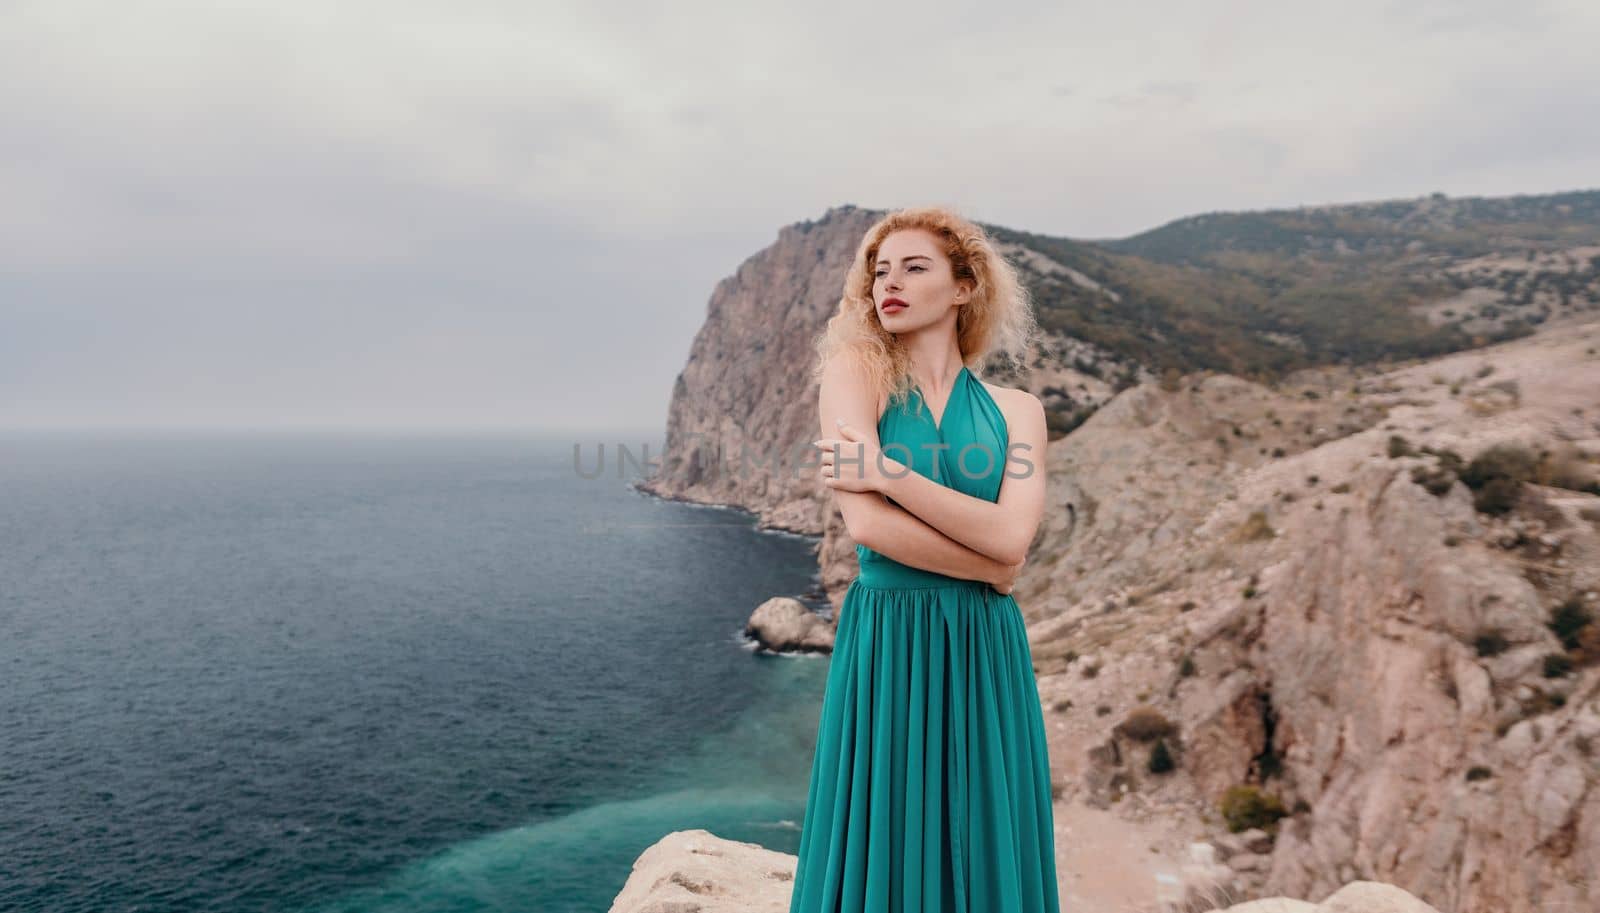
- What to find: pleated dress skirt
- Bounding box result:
[787,560,1062,913]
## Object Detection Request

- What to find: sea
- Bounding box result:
[0,430,832,912]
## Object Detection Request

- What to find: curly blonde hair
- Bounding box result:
[811,205,1037,414]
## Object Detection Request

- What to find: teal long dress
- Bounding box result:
[789,365,1062,913]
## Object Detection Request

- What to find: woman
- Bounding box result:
[790,206,1060,912]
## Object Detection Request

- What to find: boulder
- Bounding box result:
[607,830,1447,913]
[744,596,834,654]
[1316,880,1443,913]
[608,829,795,913]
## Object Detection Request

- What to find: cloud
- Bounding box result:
[1,0,1597,428]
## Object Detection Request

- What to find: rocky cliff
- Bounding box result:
[1020,316,1600,911]
[634,206,881,537]
[636,196,1600,911]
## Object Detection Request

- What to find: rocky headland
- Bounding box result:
[632,193,1600,912]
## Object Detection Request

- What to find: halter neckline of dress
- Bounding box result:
[910,364,969,433]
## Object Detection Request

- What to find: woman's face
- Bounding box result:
[872,228,969,332]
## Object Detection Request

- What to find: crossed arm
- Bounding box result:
[873,400,1048,565]
[816,356,1048,582]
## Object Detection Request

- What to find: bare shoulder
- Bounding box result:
[978,379,1044,421]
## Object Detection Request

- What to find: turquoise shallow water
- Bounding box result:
[310,653,828,913]
[0,431,830,912]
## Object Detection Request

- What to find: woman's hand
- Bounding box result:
[991,555,1027,595]
[814,419,906,493]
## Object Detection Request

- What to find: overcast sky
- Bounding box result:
[3,0,1597,432]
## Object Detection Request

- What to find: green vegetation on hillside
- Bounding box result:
[976,189,1600,383]
[1103,190,1600,263]
[987,224,1511,383]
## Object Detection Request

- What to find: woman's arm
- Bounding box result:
[818,356,1014,586]
[855,493,1016,584]
[874,392,1048,565]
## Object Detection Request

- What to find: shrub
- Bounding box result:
[1116,706,1178,742]
[1465,766,1493,782]
[1543,653,1574,678]
[1411,465,1455,496]
[1518,689,1566,718]
[1547,597,1592,650]
[1473,630,1509,657]
[1388,435,1414,458]
[1148,738,1176,774]
[1474,477,1522,515]
[1461,443,1537,490]
[1233,510,1275,542]
[1220,785,1288,833]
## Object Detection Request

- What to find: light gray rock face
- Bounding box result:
[1218,881,1446,913]
[606,829,796,913]
[1315,880,1444,913]
[635,206,884,544]
[1237,332,1600,913]
[606,830,1445,913]
[1220,899,1318,913]
[1027,321,1600,913]
[743,596,834,654]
